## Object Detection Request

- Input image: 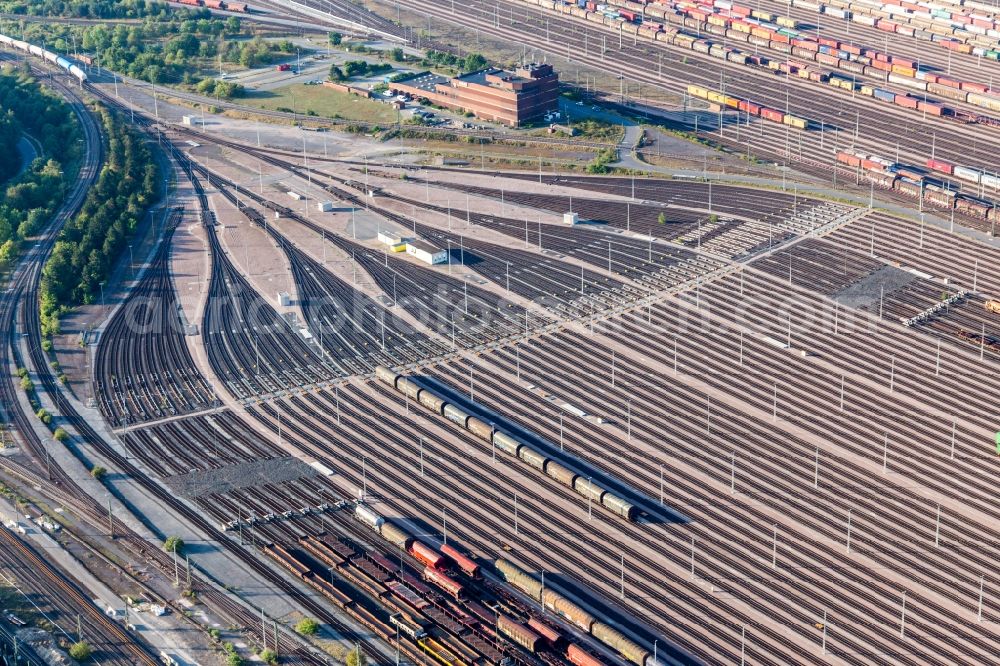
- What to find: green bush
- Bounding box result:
[20,376,33,392]
[294,618,318,635]
[53,427,68,442]
[35,408,51,425]
[260,648,278,665]
[90,465,106,480]
[346,647,367,666]
[68,641,91,661]
[163,536,184,554]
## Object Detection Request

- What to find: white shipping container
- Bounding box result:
[316,200,333,212]
[981,173,1000,190]
[853,14,877,25]
[954,166,983,183]
[888,73,928,90]
[287,191,303,200]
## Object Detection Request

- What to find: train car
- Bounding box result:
[409,540,445,569]
[227,2,249,11]
[41,49,58,64]
[542,588,595,632]
[926,158,954,174]
[592,621,649,666]
[381,521,413,550]
[466,415,493,441]
[375,365,398,387]
[602,493,638,521]
[418,637,464,666]
[492,430,522,456]
[442,403,470,428]
[397,375,421,400]
[423,566,465,599]
[544,459,579,487]
[204,0,224,7]
[355,502,384,531]
[0,34,13,46]
[390,612,427,640]
[27,44,43,57]
[418,388,447,415]
[567,644,603,666]
[69,65,87,82]
[528,616,564,647]
[518,445,548,471]
[497,614,542,653]
[441,543,481,578]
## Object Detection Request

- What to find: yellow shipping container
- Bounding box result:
[783,115,808,129]
[776,16,797,28]
[731,22,751,32]
[724,95,740,108]
[687,84,709,99]
[751,10,773,21]
[860,85,875,97]
[708,15,728,26]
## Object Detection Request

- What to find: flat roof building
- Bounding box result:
[390,64,559,127]
[406,240,448,265]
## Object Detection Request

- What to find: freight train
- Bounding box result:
[375,366,639,521]
[835,149,999,219]
[0,34,87,82]
[686,84,810,128]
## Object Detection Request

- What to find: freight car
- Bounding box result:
[375,367,640,521]
[170,0,250,10]
[441,543,481,578]
[0,33,87,82]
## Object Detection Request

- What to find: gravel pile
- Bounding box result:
[833,264,916,310]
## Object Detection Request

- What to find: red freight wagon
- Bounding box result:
[890,56,916,68]
[410,541,445,569]
[837,151,862,167]
[760,108,784,122]
[567,644,603,666]
[841,43,861,55]
[927,158,954,174]
[876,20,899,32]
[620,9,639,22]
[423,567,464,599]
[818,37,839,48]
[227,2,248,10]
[528,617,564,646]
[771,32,790,43]
[861,158,884,171]
[917,101,944,116]
[895,95,919,109]
[586,2,596,10]
[870,59,892,71]
[817,53,840,66]
[961,81,989,93]
[204,0,223,8]
[178,0,202,5]
[937,76,962,89]
[440,544,480,578]
[276,63,291,71]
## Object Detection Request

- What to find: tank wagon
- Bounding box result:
[0,34,87,82]
[496,558,662,666]
[375,366,639,521]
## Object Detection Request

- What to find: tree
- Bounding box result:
[68,641,92,661]
[259,648,278,664]
[53,427,68,442]
[90,465,106,480]
[329,32,342,46]
[164,536,184,554]
[328,65,345,82]
[294,618,319,635]
[389,47,405,62]
[35,408,51,425]
[346,646,367,666]
[20,376,33,392]
[462,53,488,73]
[657,212,667,225]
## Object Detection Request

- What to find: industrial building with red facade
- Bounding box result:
[389,63,560,126]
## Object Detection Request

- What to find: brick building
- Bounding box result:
[389,63,560,127]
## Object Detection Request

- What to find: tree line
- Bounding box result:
[0,65,80,272]
[40,109,160,335]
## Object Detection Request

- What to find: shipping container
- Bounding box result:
[954,165,983,183]
[466,416,493,441]
[545,459,579,486]
[519,445,548,470]
[418,389,447,415]
[926,158,955,174]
